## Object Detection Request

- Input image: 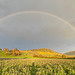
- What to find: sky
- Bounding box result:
[0,0,75,53]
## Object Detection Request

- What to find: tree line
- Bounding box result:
[0,48,20,56]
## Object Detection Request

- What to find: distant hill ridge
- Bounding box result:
[64,51,75,55]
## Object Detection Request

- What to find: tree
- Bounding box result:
[13,48,20,56]
[4,48,9,52]
[0,48,2,51]
[62,54,66,58]
[6,48,20,56]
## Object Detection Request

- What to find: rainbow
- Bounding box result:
[0,11,75,30]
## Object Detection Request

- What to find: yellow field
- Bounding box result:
[0,59,75,75]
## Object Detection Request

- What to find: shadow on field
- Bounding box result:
[30,62,38,75]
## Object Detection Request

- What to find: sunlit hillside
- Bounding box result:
[0,48,72,59]
[20,48,68,58]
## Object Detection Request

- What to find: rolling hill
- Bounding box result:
[0,48,69,58]
[20,48,68,58]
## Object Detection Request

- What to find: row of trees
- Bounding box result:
[0,48,20,56]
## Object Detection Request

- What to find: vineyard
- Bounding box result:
[0,59,75,75]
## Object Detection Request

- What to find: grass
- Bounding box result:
[0,51,24,58]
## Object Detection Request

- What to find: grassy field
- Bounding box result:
[0,59,75,75]
[0,51,24,58]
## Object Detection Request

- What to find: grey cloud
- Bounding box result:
[0,0,75,28]
[0,0,75,53]
[0,0,75,25]
[0,13,75,43]
[0,13,75,37]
